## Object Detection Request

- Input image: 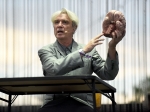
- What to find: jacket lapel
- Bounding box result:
[53,40,83,56]
[71,40,82,52]
[53,41,66,57]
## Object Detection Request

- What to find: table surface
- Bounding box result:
[0,76,116,95]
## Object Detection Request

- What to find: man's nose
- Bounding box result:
[58,21,63,26]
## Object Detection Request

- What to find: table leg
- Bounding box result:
[8,94,11,112]
[112,93,116,112]
[92,80,96,112]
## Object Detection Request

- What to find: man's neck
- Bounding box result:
[57,38,73,47]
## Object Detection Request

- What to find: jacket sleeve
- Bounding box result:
[38,47,84,76]
[91,49,119,80]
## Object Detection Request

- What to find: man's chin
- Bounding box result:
[56,36,66,40]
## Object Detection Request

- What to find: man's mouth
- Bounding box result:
[57,30,64,34]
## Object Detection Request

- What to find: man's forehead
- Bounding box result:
[55,13,71,21]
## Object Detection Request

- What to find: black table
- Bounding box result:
[0,76,116,112]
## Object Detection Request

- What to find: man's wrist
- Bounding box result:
[79,49,92,58]
[79,49,86,56]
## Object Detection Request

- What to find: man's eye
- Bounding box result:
[54,21,59,24]
[62,21,69,24]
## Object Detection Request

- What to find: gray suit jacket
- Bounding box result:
[38,40,119,107]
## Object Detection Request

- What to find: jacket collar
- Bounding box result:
[53,39,82,56]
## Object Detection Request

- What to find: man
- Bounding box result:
[38,8,122,112]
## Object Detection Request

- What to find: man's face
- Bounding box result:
[53,13,76,40]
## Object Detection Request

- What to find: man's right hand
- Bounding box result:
[83,33,104,53]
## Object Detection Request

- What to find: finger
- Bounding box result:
[97,41,104,45]
[93,41,103,46]
[111,32,116,38]
[105,24,114,35]
[95,38,105,43]
[95,33,104,39]
[116,21,124,32]
[115,30,122,38]
[99,33,104,37]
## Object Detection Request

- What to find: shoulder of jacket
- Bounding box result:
[38,43,55,52]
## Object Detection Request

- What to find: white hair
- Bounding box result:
[51,8,79,27]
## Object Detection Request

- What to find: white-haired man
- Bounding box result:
[38,8,122,112]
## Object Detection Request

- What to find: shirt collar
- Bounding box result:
[57,39,74,52]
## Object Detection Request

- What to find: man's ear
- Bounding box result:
[73,26,77,34]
